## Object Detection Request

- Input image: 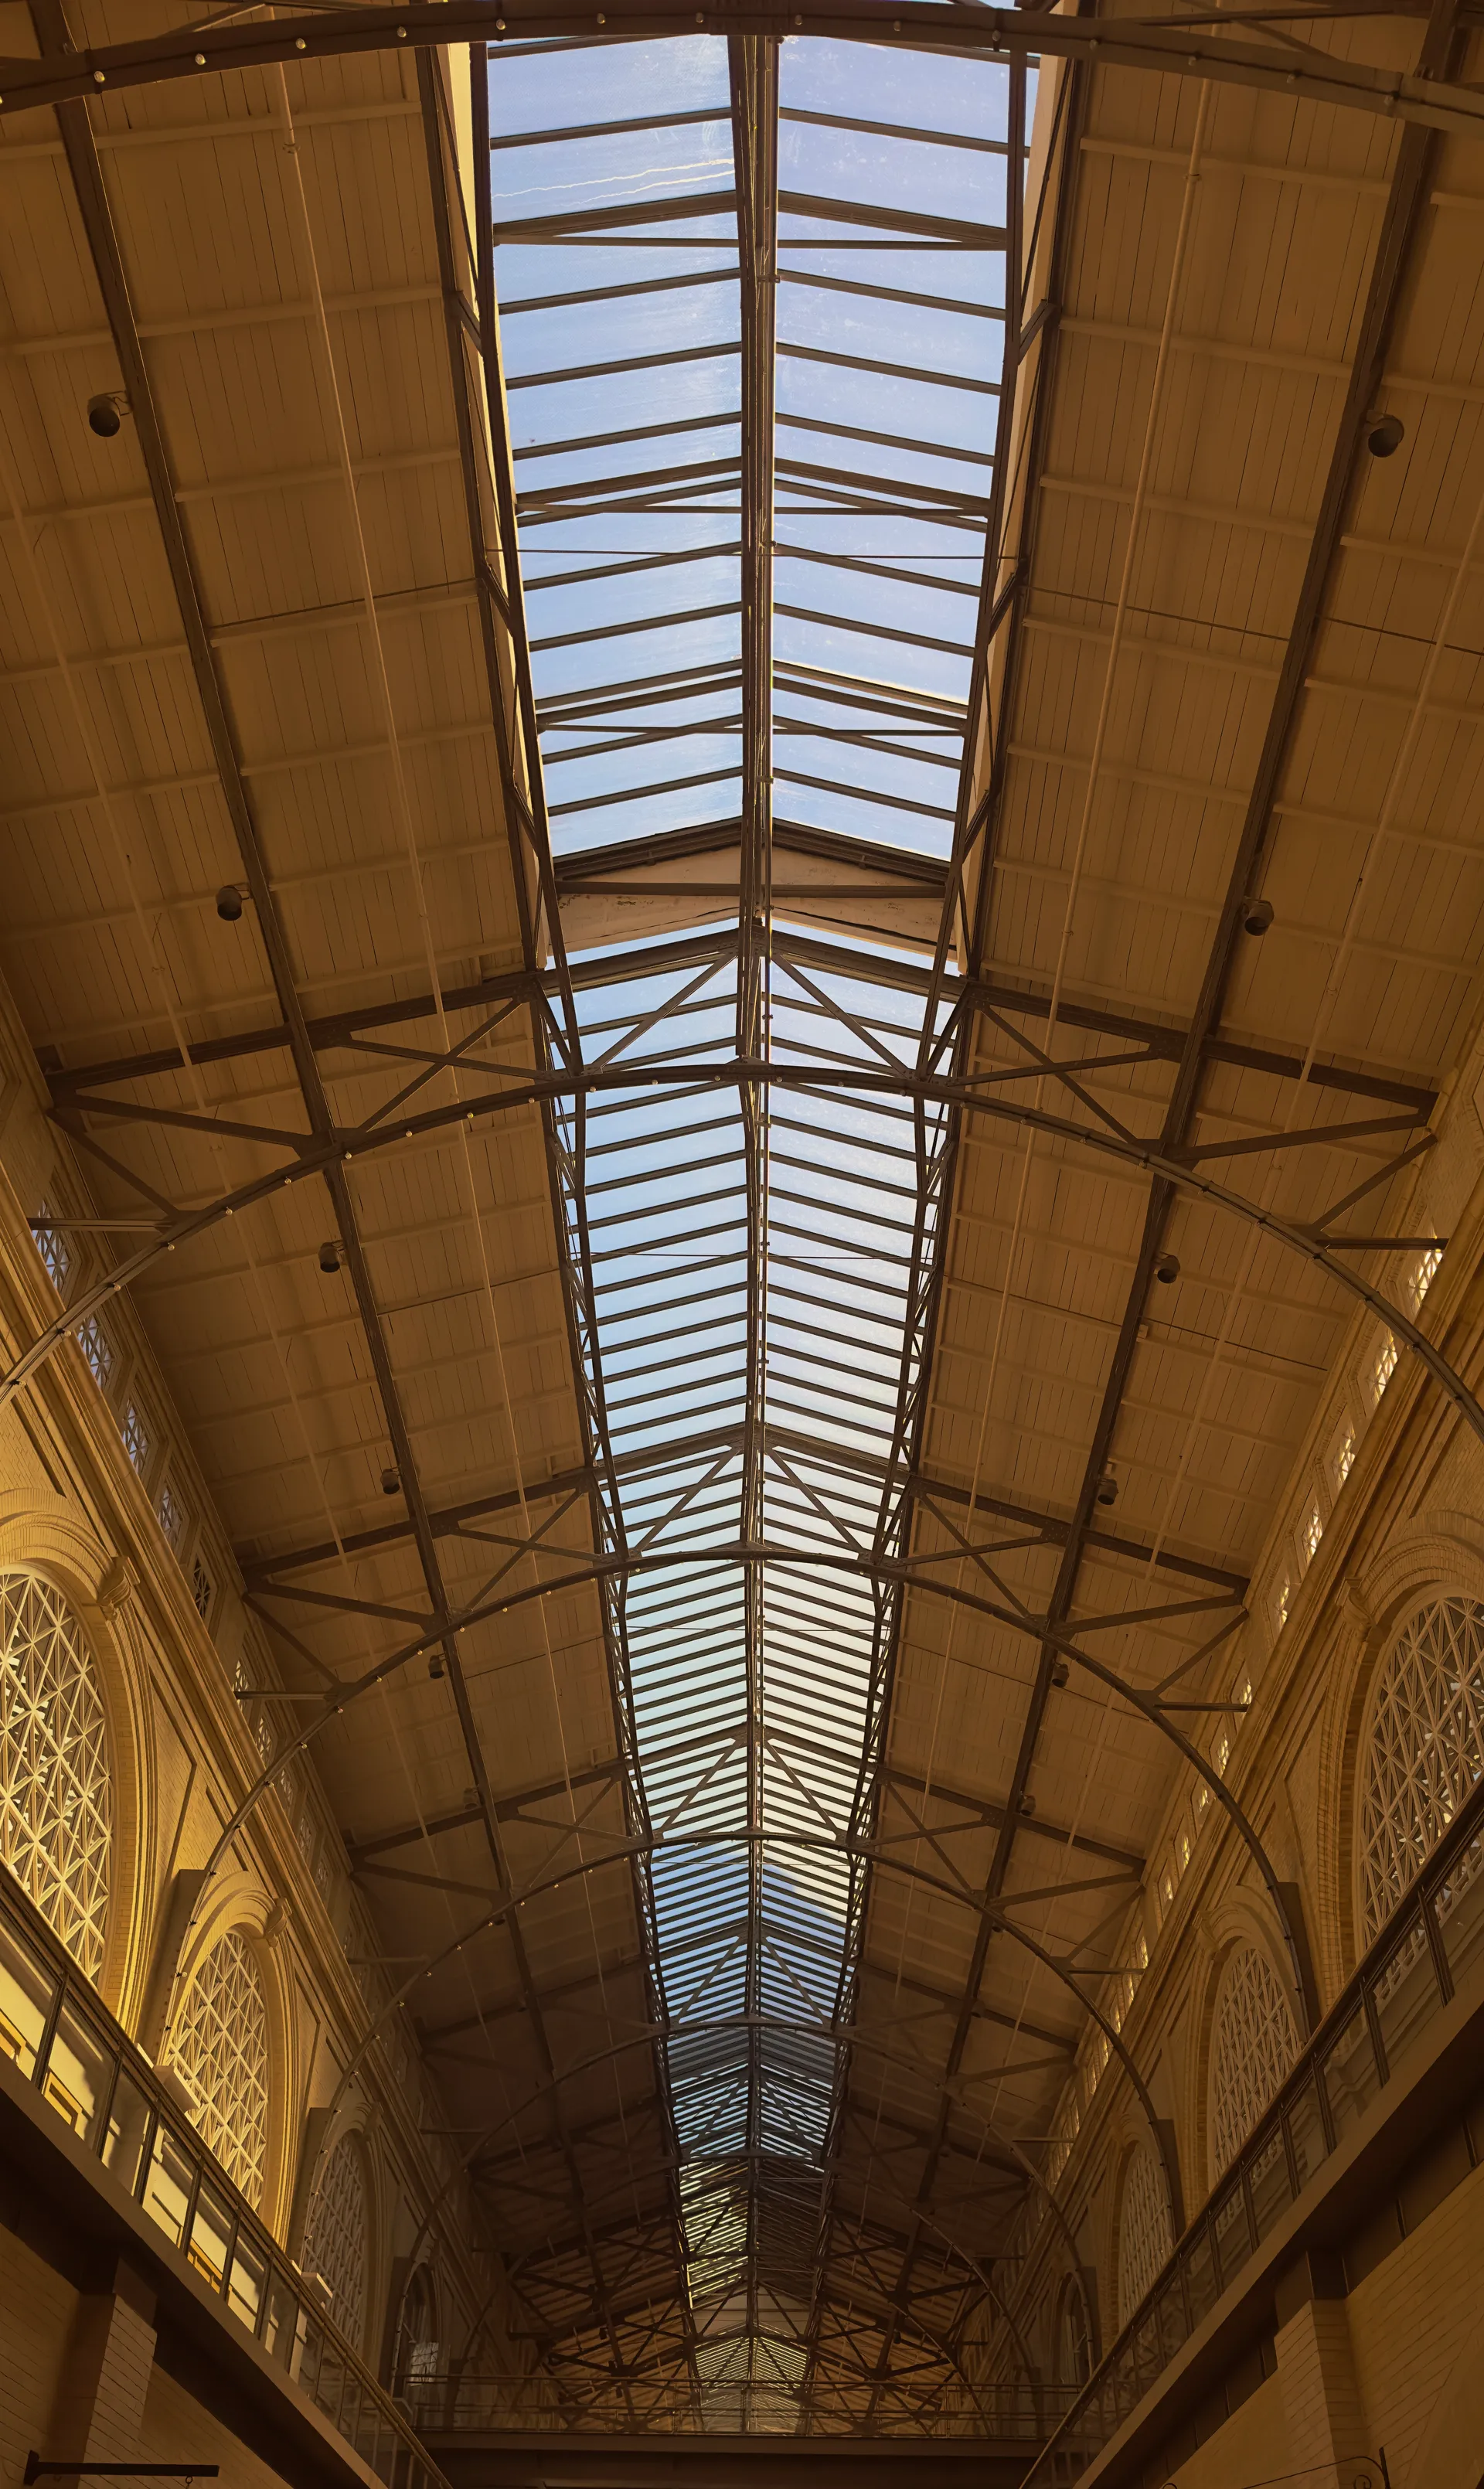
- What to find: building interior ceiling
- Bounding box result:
[2,0,1483,2427]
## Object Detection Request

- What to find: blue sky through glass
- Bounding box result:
[490,26,1020,2372]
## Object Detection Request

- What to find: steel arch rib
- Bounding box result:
[2,2,1480,138]
[13,1064,1482,1445]
[383,2015,1104,2359]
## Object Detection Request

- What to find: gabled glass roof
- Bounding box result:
[488,23,1023,2395]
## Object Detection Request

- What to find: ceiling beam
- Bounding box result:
[347,1756,624,1861]
[880,1766,1145,1878]
[239,1422,1246,1595]
[47,924,1435,1120]
[3,0,1479,141]
[34,27,640,2370]
[865,0,1466,2371]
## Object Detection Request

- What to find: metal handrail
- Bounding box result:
[0,1862,448,2489]
[1026,1771,1484,2483]
[410,2372,1084,2438]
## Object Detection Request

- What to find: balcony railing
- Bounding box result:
[1026,1772,1484,2484]
[413,2372,1082,2438]
[0,1863,448,2489]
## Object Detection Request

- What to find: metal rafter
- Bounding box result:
[9,0,1481,2411]
[29,12,650,2375]
[237,1432,1247,1596]
[5,1,1484,140]
[40,942,1438,1120]
[863,0,1466,2372]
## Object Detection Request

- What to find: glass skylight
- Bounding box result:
[488,24,1022,2396]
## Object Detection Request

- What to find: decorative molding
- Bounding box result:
[1339,1577,1370,1636]
[97,1553,138,1622]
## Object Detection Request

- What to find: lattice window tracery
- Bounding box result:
[1360,1596,1484,1944]
[0,1573,111,1982]
[395,2264,441,2398]
[74,1314,114,1392]
[168,1931,269,2206]
[304,2133,368,2345]
[1210,1945,1298,2175]
[1116,2146,1171,2329]
[121,1401,150,1476]
[33,1206,72,1299]
[191,1557,214,1622]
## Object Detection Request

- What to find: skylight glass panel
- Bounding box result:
[490,22,1022,2392]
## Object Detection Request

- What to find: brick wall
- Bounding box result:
[1162,2153,1484,2489]
[1346,2153,1484,2489]
[0,2232,77,2489]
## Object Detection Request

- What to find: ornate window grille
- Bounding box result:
[1210,1945,1298,2175]
[168,1930,270,2207]
[74,1315,114,1393]
[1300,1505,1322,1568]
[1371,1331,1398,1402]
[121,1401,150,1476]
[1410,1244,1443,1308]
[1116,2146,1171,2328]
[33,1206,72,1299]
[0,1573,111,1983]
[190,1557,213,1622]
[157,1481,185,1549]
[1045,2086,1079,2189]
[1359,1595,1484,1944]
[395,2264,440,2399]
[304,2133,369,2347]
[1335,1428,1355,1489]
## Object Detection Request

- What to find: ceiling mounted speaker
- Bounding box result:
[87,391,126,437]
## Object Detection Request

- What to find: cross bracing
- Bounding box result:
[4,0,1484,2433]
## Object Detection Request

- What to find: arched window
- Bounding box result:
[304,2133,369,2348]
[168,1931,270,2208]
[395,2263,441,2402]
[1210,1946,1298,2176]
[1358,1595,1484,1944]
[1116,2146,1171,2330]
[0,1573,112,1981]
[1057,2272,1091,2386]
